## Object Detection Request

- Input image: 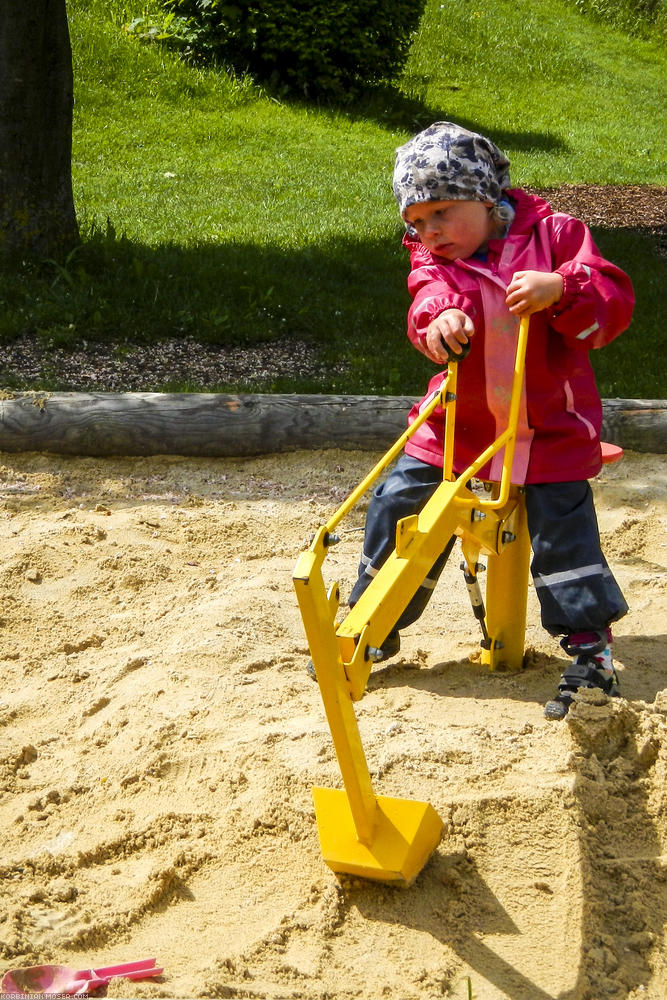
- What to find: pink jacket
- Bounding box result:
[402,189,635,484]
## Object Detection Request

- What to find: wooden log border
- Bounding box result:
[0,391,665,457]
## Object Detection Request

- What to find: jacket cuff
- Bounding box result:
[410,293,476,332]
[550,268,578,317]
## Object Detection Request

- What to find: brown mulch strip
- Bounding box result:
[529,184,667,233]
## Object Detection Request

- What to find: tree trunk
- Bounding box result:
[0,0,78,264]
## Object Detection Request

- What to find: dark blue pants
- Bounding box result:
[348,454,628,637]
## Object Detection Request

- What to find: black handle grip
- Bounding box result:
[443,338,471,363]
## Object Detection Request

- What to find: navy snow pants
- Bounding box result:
[348,454,628,637]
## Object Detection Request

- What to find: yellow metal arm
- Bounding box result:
[293,316,531,884]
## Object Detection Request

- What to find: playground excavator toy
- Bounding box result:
[293,315,618,885]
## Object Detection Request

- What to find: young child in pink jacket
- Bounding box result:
[349,121,635,720]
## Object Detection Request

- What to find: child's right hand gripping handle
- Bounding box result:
[444,339,471,363]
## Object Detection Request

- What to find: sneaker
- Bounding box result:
[306,630,401,681]
[544,628,620,720]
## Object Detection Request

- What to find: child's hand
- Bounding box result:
[506,270,564,315]
[425,309,474,364]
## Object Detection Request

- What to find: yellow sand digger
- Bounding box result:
[293,315,534,885]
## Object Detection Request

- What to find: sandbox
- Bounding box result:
[0,447,665,999]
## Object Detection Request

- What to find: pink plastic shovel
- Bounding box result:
[1,957,163,996]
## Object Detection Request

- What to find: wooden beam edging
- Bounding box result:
[0,392,665,457]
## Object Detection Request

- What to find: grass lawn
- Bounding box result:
[0,0,665,397]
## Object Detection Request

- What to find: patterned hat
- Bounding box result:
[393,121,511,218]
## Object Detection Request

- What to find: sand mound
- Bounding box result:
[1,448,665,999]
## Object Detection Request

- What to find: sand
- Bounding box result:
[0,447,665,1000]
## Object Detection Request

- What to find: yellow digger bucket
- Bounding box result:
[293,316,531,884]
[312,788,443,884]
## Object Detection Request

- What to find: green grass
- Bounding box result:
[402,0,666,187]
[0,0,665,397]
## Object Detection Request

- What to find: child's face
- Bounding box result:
[403,199,496,260]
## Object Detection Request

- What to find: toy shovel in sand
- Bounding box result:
[1,957,163,996]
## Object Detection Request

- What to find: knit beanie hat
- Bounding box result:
[393,121,511,218]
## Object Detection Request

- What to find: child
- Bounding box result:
[348,121,634,720]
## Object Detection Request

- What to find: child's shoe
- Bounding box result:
[306,630,401,680]
[368,629,401,662]
[544,628,620,720]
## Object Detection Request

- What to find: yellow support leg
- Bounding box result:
[480,491,531,670]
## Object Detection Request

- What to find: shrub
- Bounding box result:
[131,0,426,99]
